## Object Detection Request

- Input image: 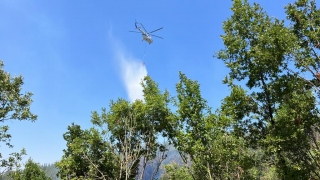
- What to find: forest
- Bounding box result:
[1,0,320,179]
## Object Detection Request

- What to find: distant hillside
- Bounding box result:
[142,147,183,180]
[40,163,60,180]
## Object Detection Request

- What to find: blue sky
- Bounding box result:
[0,0,294,164]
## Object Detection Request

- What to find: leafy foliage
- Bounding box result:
[55,123,118,179]
[3,159,50,180]
[217,0,320,178]
[0,61,37,175]
[160,163,192,180]
[57,76,171,179]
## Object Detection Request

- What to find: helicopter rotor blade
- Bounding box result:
[140,23,148,32]
[129,31,142,33]
[150,34,163,39]
[149,27,163,34]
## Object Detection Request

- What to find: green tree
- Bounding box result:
[57,76,171,180]
[160,163,192,180]
[217,0,320,178]
[91,76,171,180]
[20,159,50,180]
[55,123,118,180]
[168,72,253,179]
[286,1,320,176]
[5,159,50,180]
[0,61,37,175]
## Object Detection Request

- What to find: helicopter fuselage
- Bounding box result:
[137,27,153,44]
[142,34,153,44]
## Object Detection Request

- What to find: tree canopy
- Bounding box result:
[216,0,320,178]
[0,60,37,175]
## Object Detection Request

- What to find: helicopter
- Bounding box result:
[129,22,163,44]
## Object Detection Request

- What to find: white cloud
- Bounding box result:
[109,32,147,102]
